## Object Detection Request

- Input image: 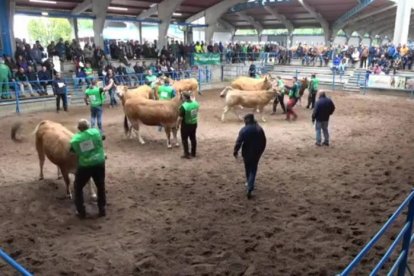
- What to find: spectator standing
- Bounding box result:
[52,72,68,112]
[312,92,335,147]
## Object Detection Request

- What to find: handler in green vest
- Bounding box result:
[70,119,106,218]
[0,58,12,99]
[177,92,200,159]
[84,62,94,85]
[272,76,287,114]
[157,78,176,100]
[285,77,300,121]
[85,79,106,137]
[145,70,157,88]
[306,74,319,109]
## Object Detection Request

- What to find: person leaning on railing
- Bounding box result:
[0,58,12,100]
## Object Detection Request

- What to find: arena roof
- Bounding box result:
[14,0,414,37]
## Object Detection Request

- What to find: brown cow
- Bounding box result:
[117,85,155,106]
[11,120,96,199]
[220,75,273,96]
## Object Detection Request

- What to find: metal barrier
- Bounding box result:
[0,68,212,113]
[0,248,33,276]
[339,190,414,276]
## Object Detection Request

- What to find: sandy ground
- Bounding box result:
[1,89,414,276]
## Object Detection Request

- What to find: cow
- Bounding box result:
[172,78,199,98]
[122,91,183,148]
[117,85,155,106]
[220,75,273,97]
[220,87,278,122]
[11,120,96,199]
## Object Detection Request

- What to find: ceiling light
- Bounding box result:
[108,6,129,11]
[30,0,57,4]
[173,12,182,16]
[41,12,48,16]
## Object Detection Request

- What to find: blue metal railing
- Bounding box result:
[339,190,414,276]
[0,68,212,113]
[0,248,33,276]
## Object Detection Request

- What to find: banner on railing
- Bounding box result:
[194,53,221,65]
[367,75,411,90]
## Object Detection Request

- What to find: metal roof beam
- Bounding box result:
[217,19,236,33]
[236,11,263,34]
[344,4,397,28]
[332,0,376,31]
[137,4,158,20]
[263,6,294,33]
[297,0,329,31]
[72,0,92,15]
[346,11,398,33]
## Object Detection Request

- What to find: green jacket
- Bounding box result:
[0,64,12,80]
[181,100,200,125]
[70,128,105,167]
[85,87,105,107]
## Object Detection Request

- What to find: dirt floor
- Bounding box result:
[1,88,414,276]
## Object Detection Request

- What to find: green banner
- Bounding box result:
[194,53,221,65]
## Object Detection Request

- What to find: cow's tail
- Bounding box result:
[11,121,42,142]
[124,115,130,136]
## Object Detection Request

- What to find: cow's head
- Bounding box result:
[116,85,128,100]
[263,74,273,90]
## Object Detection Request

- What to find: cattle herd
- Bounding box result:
[9,75,309,199]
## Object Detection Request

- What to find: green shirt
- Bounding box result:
[158,85,174,100]
[181,100,200,125]
[277,79,285,94]
[85,67,93,79]
[289,82,300,99]
[0,64,11,80]
[70,128,105,167]
[145,75,157,88]
[85,87,105,107]
[309,78,319,92]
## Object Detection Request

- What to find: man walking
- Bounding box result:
[306,74,319,109]
[52,72,68,112]
[85,80,106,137]
[272,76,286,114]
[234,114,267,199]
[312,92,335,147]
[70,119,106,218]
[177,92,199,159]
[285,76,300,121]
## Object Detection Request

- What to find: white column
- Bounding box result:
[92,0,110,48]
[393,0,411,45]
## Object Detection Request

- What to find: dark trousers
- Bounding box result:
[307,91,317,109]
[273,94,286,113]
[360,57,367,68]
[56,93,67,111]
[181,123,197,156]
[244,158,259,193]
[74,164,106,215]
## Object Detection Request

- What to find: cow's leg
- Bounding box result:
[232,107,243,121]
[165,127,172,149]
[60,168,72,199]
[88,180,97,201]
[57,167,62,180]
[132,122,145,144]
[221,106,230,121]
[259,107,266,122]
[172,126,180,147]
[36,141,45,180]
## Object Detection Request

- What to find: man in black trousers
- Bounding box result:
[52,72,68,112]
[177,92,200,159]
[234,114,267,199]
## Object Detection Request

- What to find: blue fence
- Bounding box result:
[339,190,414,276]
[0,248,32,275]
[0,67,212,113]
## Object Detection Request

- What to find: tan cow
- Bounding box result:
[220,75,273,96]
[220,87,278,122]
[171,78,199,98]
[11,120,96,199]
[123,92,183,148]
[117,85,154,106]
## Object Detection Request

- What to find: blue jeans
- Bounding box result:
[244,158,259,193]
[109,88,117,107]
[91,106,103,132]
[316,121,329,145]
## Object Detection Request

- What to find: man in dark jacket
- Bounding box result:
[312,92,335,146]
[248,61,256,78]
[38,66,51,94]
[52,72,68,112]
[234,114,267,199]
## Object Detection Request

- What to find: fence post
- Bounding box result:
[332,70,336,91]
[198,68,202,95]
[295,69,298,79]
[14,82,20,114]
[221,65,224,82]
[356,72,360,90]
[397,194,414,276]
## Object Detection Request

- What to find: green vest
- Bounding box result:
[0,64,11,80]
[85,87,105,107]
[146,75,157,88]
[85,67,93,79]
[158,85,174,100]
[309,78,319,92]
[277,79,285,93]
[70,128,105,167]
[289,82,300,99]
[182,100,200,125]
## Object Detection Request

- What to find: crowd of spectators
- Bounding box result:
[0,37,413,101]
